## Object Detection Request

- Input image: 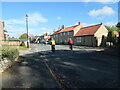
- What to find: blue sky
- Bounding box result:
[1,1,118,38]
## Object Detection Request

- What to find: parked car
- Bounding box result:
[40,41,49,45]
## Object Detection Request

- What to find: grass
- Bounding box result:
[1,45,28,50]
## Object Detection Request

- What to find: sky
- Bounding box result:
[0,0,119,38]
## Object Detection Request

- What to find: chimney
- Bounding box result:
[62,25,65,29]
[78,22,81,25]
[53,29,56,32]
[78,22,83,27]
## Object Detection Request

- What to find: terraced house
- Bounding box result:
[51,22,82,44]
[51,22,108,47]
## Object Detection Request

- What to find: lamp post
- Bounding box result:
[25,14,29,48]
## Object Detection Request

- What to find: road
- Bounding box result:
[1,44,119,88]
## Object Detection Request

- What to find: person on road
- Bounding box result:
[51,39,56,52]
[68,38,73,50]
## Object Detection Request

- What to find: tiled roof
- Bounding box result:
[59,25,78,33]
[75,24,102,37]
[52,25,78,35]
[4,30,7,32]
[113,31,119,35]
[52,30,61,35]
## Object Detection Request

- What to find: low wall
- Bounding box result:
[0,41,22,46]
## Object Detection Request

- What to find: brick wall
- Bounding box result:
[0,41,22,46]
[0,21,4,41]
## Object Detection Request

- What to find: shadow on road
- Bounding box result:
[2,48,119,89]
[2,52,61,88]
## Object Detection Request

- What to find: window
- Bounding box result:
[77,37,81,42]
[68,32,69,35]
[65,40,66,43]
[60,33,62,36]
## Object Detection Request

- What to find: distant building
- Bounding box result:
[40,32,51,42]
[113,31,119,37]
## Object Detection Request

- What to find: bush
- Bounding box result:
[2,46,19,62]
[20,41,25,46]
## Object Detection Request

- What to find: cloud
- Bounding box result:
[28,12,48,26]
[104,22,117,26]
[5,12,48,26]
[88,6,115,17]
[5,25,26,38]
[57,16,61,20]
[4,12,49,37]
[6,19,24,25]
[5,24,51,37]
[74,22,95,27]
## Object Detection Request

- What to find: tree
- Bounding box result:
[106,26,119,32]
[19,33,28,39]
[116,22,120,45]
[106,26,120,46]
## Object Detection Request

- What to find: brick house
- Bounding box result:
[74,23,108,47]
[51,22,82,44]
[51,23,108,47]
[0,21,4,41]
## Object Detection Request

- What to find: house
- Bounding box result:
[0,21,9,41]
[39,32,51,42]
[74,23,108,47]
[51,22,82,44]
[113,31,119,37]
[51,22,108,47]
[0,21,4,41]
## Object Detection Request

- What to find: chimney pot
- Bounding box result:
[62,25,65,29]
[53,29,56,32]
[78,22,81,25]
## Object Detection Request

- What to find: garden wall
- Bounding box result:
[0,41,22,46]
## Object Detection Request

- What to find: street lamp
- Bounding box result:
[25,14,29,48]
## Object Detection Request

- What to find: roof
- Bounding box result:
[52,25,78,35]
[4,30,8,32]
[59,25,78,33]
[8,38,28,41]
[75,24,102,37]
[113,31,119,35]
[52,30,61,35]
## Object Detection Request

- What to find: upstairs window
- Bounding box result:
[68,32,69,35]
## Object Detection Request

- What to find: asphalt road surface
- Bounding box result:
[1,44,119,89]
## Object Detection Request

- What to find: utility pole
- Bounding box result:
[26,14,29,48]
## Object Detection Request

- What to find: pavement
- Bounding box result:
[1,44,61,88]
[1,44,120,89]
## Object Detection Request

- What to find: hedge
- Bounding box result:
[1,46,19,61]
